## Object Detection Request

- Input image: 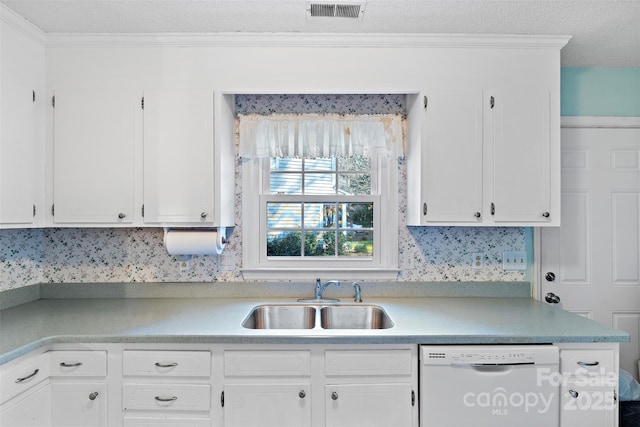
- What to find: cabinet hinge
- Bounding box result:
[51,204,55,216]
[423,95,428,110]
[490,96,495,109]
[141,205,145,217]
[411,390,416,406]
[32,90,36,103]
[423,202,427,216]
[52,95,55,108]
[490,202,495,216]
[141,97,144,110]
[33,205,36,217]
[220,391,224,407]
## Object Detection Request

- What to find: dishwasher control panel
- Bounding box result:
[422,345,559,366]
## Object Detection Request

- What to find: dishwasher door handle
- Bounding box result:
[451,362,536,367]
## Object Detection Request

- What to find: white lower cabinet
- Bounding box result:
[0,382,51,427]
[51,382,107,427]
[558,344,618,427]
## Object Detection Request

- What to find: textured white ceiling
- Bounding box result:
[2,0,639,66]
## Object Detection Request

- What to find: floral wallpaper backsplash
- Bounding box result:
[0,94,526,292]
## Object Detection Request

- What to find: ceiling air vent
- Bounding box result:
[307,1,365,19]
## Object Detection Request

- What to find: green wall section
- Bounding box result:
[561,67,640,116]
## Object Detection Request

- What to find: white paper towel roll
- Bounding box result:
[164,230,225,255]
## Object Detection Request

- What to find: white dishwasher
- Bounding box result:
[420,345,560,427]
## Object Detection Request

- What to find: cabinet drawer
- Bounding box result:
[224,350,311,377]
[0,353,49,404]
[560,350,614,376]
[123,417,211,427]
[122,384,211,411]
[325,350,413,376]
[123,351,211,377]
[49,350,107,377]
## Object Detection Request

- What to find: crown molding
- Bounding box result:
[0,4,46,46]
[561,116,640,128]
[46,32,571,50]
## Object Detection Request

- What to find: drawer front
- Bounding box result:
[123,351,211,377]
[123,417,212,427]
[560,350,615,376]
[0,353,49,404]
[224,351,311,377]
[325,349,413,376]
[122,384,211,411]
[49,350,107,377]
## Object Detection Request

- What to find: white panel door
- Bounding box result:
[0,382,51,427]
[491,89,552,223]
[325,383,414,427]
[142,89,214,224]
[541,126,640,377]
[422,90,483,223]
[223,383,311,427]
[53,90,136,223]
[0,80,36,224]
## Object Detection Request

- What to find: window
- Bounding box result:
[240,114,401,280]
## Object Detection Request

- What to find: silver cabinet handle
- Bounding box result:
[299,390,306,399]
[15,369,39,383]
[155,396,178,402]
[118,213,126,219]
[201,212,208,219]
[89,392,99,401]
[577,361,600,367]
[569,390,579,398]
[155,362,178,368]
[60,362,83,368]
[542,212,550,218]
[545,272,556,282]
[331,391,339,400]
[474,212,481,218]
[545,292,560,304]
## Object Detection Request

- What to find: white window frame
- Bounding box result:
[241,156,399,280]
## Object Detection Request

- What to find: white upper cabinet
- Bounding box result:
[408,86,559,226]
[52,90,136,224]
[0,10,45,227]
[142,89,214,225]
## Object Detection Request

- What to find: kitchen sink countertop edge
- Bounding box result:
[0,295,629,365]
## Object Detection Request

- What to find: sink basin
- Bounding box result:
[242,305,316,329]
[320,305,394,329]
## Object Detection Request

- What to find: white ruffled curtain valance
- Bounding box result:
[238,114,403,159]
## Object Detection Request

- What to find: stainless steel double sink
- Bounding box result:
[242,303,394,330]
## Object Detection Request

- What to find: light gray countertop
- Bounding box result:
[0,294,629,365]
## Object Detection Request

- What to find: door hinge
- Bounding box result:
[51,204,55,216]
[411,390,416,406]
[33,205,36,217]
[490,96,495,109]
[423,202,427,216]
[141,97,144,110]
[52,95,55,108]
[423,95,428,110]
[141,205,145,217]
[220,391,224,407]
[490,202,495,216]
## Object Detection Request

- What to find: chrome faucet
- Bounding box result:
[315,278,340,300]
[352,282,362,303]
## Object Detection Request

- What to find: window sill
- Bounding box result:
[241,268,399,281]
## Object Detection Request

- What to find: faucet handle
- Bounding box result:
[352,282,362,303]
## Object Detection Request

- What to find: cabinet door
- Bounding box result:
[51,382,107,427]
[0,382,51,427]
[224,383,311,427]
[422,90,483,223]
[560,383,615,427]
[0,80,36,224]
[325,383,414,427]
[143,89,214,224]
[53,90,136,223]
[490,89,552,223]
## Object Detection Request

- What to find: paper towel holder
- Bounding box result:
[163,227,227,262]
